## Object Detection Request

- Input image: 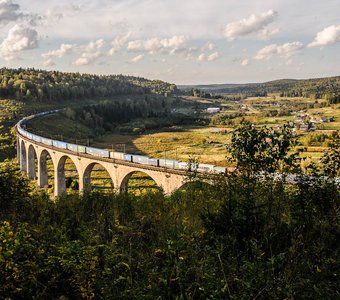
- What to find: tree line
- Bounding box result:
[0,68,178,103]
[181,76,340,103]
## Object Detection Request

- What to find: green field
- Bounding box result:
[19,94,340,195]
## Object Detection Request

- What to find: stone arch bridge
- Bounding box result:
[17,129,189,197]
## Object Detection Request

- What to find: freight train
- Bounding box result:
[17,111,227,174]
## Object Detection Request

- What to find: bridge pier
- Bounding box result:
[38,153,49,188]
[55,165,66,197]
[27,145,36,179]
[16,137,20,165]
[20,140,27,172]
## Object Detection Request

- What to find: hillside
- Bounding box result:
[179,76,340,103]
[0,68,178,161]
[0,68,177,103]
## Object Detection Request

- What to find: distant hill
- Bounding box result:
[179,76,340,103]
[0,68,177,103]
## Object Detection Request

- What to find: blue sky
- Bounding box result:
[0,0,339,84]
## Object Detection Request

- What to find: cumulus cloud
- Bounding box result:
[127,35,187,55]
[0,24,38,60]
[308,25,340,48]
[73,39,105,66]
[197,51,221,62]
[224,9,278,40]
[241,58,249,66]
[42,43,76,59]
[198,53,206,61]
[0,0,22,24]
[207,52,220,61]
[254,42,303,60]
[108,31,131,55]
[130,54,144,63]
[257,28,280,40]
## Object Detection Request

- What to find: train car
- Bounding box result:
[67,143,86,153]
[53,140,67,149]
[196,163,215,173]
[148,158,159,167]
[41,137,52,146]
[124,154,133,162]
[26,132,33,140]
[213,166,227,174]
[159,159,179,169]
[32,134,42,143]
[78,145,86,153]
[86,147,110,158]
[109,151,125,160]
[132,155,150,165]
[178,161,189,170]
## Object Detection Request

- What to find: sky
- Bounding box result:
[0,0,339,84]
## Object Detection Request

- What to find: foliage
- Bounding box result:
[0,68,177,103]
[180,76,340,102]
[0,122,339,299]
[227,121,300,175]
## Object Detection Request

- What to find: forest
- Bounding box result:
[181,76,340,103]
[0,122,339,299]
[0,68,177,103]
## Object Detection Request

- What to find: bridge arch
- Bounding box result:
[83,162,115,193]
[119,170,162,195]
[38,149,54,189]
[56,155,81,196]
[20,140,27,172]
[27,144,38,179]
[177,180,213,193]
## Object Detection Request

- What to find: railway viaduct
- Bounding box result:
[16,132,188,197]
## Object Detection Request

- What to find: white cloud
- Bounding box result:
[198,53,206,61]
[0,24,38,60]
[241,58,249,66]
[257,28,280,40]
[0,0,22,24]
[130,54,144,63]
[224,9,278,40]
[127,35,187,55]
[254,44,277,60]
[207,51,220,61]
[43,58,55,67]
[254,42,303,60]
[277,42,304,58]
[308,25,340,48]
[84,39,105,52]
[73,52,101,66]
[42,43,76,59]
[72,39,105,66]
[108,31,131,55]
[197,51,220,62]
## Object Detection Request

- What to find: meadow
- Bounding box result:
[19,93,340,195]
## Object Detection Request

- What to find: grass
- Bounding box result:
[25,96,339,169]
[14,94,340,195]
